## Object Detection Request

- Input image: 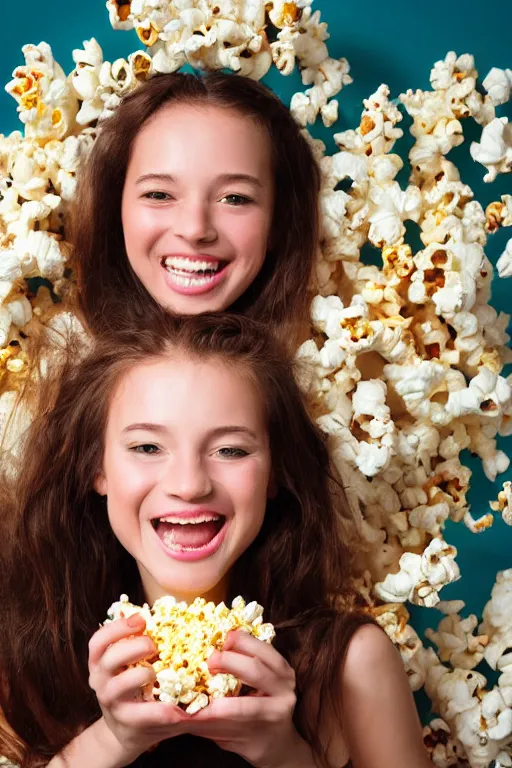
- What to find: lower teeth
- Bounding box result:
[162,529,212,552]
[166,270,217,288]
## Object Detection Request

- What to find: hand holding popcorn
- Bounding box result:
[106,594,276,715]
[88,612,189,765]
[183,629,310,768]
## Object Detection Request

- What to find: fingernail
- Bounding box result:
[127,613,143,627]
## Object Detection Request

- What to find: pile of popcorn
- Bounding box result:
[106,593,275,714]
[0,2,511,765]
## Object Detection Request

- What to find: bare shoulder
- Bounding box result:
[342,623,403,683]
[339,624,433,768]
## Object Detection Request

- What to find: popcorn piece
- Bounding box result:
[368,182,422,248]
[374,538,460,607]
[423,718,467,767]
[470,117,512,183]
[497,238,512,278]
[426,614,489,669]
[106,594,275,714]
[408,240,486,319]
[490,482,512,526]
[483,67,512,107]
[351,379,396,476]
[479,569,512,671]
[334,84,403,158]
[5,42,78,144]
[446,367,511,420]
[486,195,512,232]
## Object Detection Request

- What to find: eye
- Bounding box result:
[219,194,252,206]
[142,191,173,201]
[130,444,161,455]
[215,447,249,458]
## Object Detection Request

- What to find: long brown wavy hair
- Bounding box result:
[72,71,321,342]
[0,312,373,767]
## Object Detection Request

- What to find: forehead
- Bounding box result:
[127,103,272,179]
[107,354,265,431]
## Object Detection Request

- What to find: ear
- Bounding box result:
[94,471,107,497]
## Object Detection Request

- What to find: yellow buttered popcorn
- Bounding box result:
[105,594,275,715]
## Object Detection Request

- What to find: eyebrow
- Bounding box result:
[122,422,258,439]
[135,172,262,188]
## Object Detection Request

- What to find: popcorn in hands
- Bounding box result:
[106,594,275,715]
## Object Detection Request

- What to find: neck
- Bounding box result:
[139,565,228,607]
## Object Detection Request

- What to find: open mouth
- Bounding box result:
[162,256,228,288]
[152,513,226,553]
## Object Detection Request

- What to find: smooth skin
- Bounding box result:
[121,104,274,315]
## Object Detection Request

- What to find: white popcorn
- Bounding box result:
[497,238,512,278]
[480,571,512,672]
[368,182,422,248]
[490,482,512,526]
[423,718,467,767]
[425,614,489,669]
[482,67,512,107]
[486,195,512,233]
[335,84,403,158]
[470,117,512,183]
[446,368,511,419]
[383,359,447,420]
[351,379,396,476]
[375,538,460,608]
[5,42,78,144]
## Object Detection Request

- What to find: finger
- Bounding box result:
[114,700,191,732]
[100,665,156,706]
[207,650,289,697]
[89,615,147,666]
[100,635,156,675]
[222,631,293,682]
[188,695,278,728]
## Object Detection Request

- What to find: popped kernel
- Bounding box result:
[106,594,275,714]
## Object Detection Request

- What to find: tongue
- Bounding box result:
[158,521,221,550]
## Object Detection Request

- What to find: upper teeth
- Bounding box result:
[158,514,221,525]
[164,257,220,273]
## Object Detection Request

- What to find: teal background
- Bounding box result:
[1,0,512,722]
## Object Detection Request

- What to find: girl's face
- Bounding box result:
[96,355,273,604]
[121,104,275,315]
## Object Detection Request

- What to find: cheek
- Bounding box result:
[223,211,272,256]
[103,453,154,507]
[122,200,164,259]
[227,462,270,517]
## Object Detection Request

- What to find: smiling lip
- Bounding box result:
[161,253,230,296]
[151,509,223,523]
[151,508,228,562]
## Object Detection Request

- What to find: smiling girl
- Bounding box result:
[0,313,432,768]
[72,72,321,343]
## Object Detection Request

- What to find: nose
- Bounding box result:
[164,454,213,502]
[172,198,217,245]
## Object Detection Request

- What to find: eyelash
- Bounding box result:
[220,194,253,206]
[142,191,172,201]
[215,447,249,458]
[141,192,253,206]
[130,444,161,455]
[129,445,248,458]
